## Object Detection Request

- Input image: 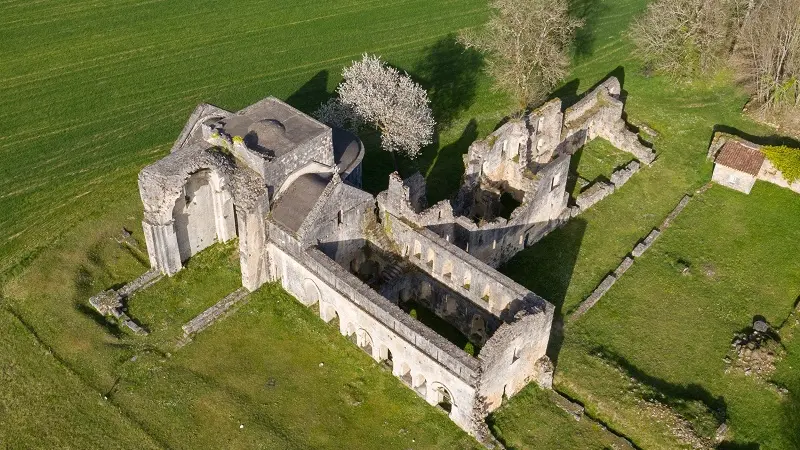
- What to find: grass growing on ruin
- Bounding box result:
[567,137,634,198]
[126,240,242,342]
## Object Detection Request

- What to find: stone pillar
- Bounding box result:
[236,201,269,292]
[142,219,182,275]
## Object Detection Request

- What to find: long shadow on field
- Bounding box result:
[425,120,479,204]
[500,219,587,365]
[548,66,627,111]
[593,346,727,436]
[569,0,606,56]
[410,35,485,203]
[710,125,800,149]
[412,35,484,129]
[781,381,800,450]
[285,70,331,115]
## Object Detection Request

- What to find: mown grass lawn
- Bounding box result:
[3,0,800,448]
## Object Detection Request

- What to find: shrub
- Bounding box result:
[464,342,475,356]
[762,145,800,183]
[232,135,244,144]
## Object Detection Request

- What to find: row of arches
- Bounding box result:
[304,278,457,416]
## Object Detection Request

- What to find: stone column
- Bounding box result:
[142,219,182,275]
[236,200,269,292]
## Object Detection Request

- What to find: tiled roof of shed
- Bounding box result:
[715,141,765,176]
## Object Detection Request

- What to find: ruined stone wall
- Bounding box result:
[380,211,551,321]
[563,78,656,165]
[478,307,554,412]
[380,270,503,346]
[139,145,266,278]
[263,130,333,197]
[267,223,486,435]
[298,179,376,258]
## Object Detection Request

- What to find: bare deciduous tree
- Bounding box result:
[328,54,435,165]
[735,0,800,111]
[458,0,583,111]
[628,0,743,76]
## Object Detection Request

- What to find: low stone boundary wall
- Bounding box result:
[569,193,694,321]
[88,269,162,335]
[181,287,249,337]
[571,160,643,218]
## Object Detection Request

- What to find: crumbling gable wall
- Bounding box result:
[563,78,656,164]
[138,144,269,290]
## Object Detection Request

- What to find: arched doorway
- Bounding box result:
[302,279,322,306]
[172,169,235,262]
[431,382,454,415]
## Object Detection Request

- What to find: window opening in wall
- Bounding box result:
[492,239,497,250]
[463,272,471,290]
[512,347,520,363]
[382,348,394,369]
[400,363,412,385]
[551,173,561,191]
[436,386,453,414]
[482,286,491,303]
[413,240,422,259]
[501,140,507,157]
[414,375,427,396]
[337,210,343,225]
[442,260,453,280]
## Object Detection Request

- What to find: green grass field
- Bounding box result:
[2,0,800,448]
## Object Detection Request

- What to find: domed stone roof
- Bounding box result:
[248,119,286,141]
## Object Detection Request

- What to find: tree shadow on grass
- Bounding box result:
[284,70,331,115]
[592,345,727,436]
[409,35,485,201]
[500,219,587,365]
[569,0,606,57]
[424,119,479,204]
[412,35,484,129]
[710,125,800,149]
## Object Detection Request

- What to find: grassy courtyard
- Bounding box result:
[2,0,800,448]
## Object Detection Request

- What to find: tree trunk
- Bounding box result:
[391,151,401,176]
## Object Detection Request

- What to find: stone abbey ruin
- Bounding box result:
[97,76,654,441]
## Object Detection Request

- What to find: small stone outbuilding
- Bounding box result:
[711,140,765,194]
[709,133,800,195]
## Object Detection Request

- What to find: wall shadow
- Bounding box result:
[592,346,727,428]
[285,70,331,114]
[499,218,588,365]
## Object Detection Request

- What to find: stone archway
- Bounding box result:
[172,169,236,262]
[302,279,322,307]
[431,382,455,415]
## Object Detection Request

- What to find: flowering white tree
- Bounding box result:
[313,97,364,133]
[322,54,435,166]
